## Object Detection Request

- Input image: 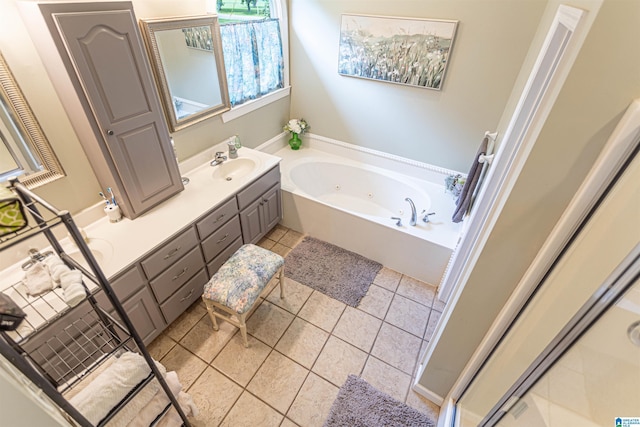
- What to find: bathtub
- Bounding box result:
[267,135,464,285]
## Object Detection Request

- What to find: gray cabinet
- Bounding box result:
[33,2,183,218]
[238,166,282,244]
[95,265,166,345]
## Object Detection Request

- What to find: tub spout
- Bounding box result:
[405,197,417,226]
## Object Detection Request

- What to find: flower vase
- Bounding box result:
[288,132,302,150]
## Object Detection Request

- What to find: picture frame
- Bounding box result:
[182,25,213,51]
[338,14,458,90]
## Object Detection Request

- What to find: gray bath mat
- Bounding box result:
[284,237,382,307]
[324,375,436,427]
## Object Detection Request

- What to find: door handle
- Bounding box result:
[106,129,114,135]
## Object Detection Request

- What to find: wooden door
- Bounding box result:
[47,3,182,215]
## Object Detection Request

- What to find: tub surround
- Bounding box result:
[264,133,464,285]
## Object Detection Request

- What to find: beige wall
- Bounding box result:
[289,0,547,172]
[420,0,640,397]
[0,0,288,215]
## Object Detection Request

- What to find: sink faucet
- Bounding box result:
[210,151,227,166]
[405,197,417,226]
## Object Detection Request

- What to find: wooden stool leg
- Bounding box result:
[238,313,249,348]
[203,298,219,331]
[279,267,285,299]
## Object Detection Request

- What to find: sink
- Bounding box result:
[212,158,258,181]
[65,238,115,270]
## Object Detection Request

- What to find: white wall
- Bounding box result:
[288,0,547,172]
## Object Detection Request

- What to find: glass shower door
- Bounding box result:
[497,275,640,426]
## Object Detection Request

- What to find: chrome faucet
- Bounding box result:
[405,197,417,226]
[210,151,227,166]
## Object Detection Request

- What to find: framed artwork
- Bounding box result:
[182,25,213,51]
[338,14,458,90]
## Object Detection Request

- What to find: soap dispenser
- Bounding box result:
[228,135,241,159]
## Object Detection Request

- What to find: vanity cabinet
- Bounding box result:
[93,164,282,344]
[238,166,282,244]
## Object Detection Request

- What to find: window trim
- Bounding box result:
[219,0,289,122]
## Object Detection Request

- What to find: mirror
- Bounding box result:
[0,52,64,188]
[140,16,230,132]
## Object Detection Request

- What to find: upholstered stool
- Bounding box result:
[202,244,284,347]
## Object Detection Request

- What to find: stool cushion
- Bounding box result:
[203,244,284,314]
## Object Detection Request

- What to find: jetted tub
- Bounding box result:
[271,136,464,285]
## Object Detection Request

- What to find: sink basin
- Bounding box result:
[212,158,258,181]
[65,238,114,270]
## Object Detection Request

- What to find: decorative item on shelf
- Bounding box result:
[284,118,309,150]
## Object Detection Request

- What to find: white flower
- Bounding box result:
[284,118,309,135]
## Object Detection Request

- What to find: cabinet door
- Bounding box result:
[261,186,282,232]
[239,197,265,244]
[121,287,166,345]
[46,4,183,216]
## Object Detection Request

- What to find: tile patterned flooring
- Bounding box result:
[148,225,441,426]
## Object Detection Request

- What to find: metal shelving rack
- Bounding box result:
[0,180,191,426]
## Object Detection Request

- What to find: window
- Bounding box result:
[214,0,289,118]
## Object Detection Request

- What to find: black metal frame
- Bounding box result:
[0,180,191,426]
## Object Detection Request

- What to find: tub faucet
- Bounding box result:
[405,197,417,226]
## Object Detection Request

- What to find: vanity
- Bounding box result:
[91,146,281,344]
[2,146,282,346]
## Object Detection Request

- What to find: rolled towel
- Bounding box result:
[127,371,182,427]
[23,261,54,297]
[106,362,167,427]
[59,269,82,290]
[63,282,86,307]
[156,391,199,427]
[69,352,152,425]
[44,255,70,283]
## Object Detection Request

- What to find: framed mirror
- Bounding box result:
[0,52,65,188]
[140,16,230,132]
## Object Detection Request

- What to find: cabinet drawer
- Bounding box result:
[207,236,243,277]
[201,216,242,262]
[237,165,280,210]
[150,246,205,303]
[160,269,207,325]
[196,197,238,239]
[107,265,145,302]
[141,227,198,279]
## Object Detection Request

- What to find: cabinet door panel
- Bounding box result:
[262,186,282,231]
[122,287,165,344]
[239,198,265,244]
[51,6,182,215]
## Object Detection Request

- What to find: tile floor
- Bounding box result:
[148,225,442,426]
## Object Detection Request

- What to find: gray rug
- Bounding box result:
[285,237,382,307]
[324,375,436,427]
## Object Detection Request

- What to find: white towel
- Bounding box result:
[69,352,153,425]
[44,255,69,283]
[126,371,182,427]
[63,283,86,307]
[59,269,82,290]
[23,262,54,297]
[105,362,167,427]
[156,391,199,427]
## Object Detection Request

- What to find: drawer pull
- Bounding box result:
[163,246,181,260]
[180,289,194,302]
[216,234,229,244]
[172,267,189,281]
[213,213,225,223]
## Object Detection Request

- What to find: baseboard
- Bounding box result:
[412,381,444,406]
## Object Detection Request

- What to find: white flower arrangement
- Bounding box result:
[283,118,309,135]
